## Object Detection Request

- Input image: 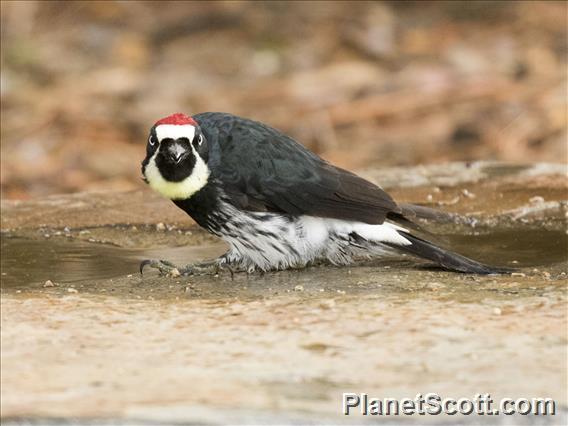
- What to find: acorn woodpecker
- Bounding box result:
[140,112,509,276]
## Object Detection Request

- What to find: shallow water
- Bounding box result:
[0,235,225,290]
[444,228,568,267]
[1,226,566,293]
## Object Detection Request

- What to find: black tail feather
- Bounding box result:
[385,231,514,275]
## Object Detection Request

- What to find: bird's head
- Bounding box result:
[141,113,210,200]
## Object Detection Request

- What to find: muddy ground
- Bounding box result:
[1,162,567,425]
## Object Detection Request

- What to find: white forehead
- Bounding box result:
[155,124,195,142]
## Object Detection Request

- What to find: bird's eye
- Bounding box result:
[148,135,157,146]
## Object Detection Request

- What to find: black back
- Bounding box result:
[194,112,401,225]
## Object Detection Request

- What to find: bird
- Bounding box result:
[140,112,510,276]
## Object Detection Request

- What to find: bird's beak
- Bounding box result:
[168,143,188,164]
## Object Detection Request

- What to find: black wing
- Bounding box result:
[195,112,401,224]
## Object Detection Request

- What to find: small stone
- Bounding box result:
[511,272,526,277]
[294,285,304,292]
[462,189,476,199]
[319,299,336,309]
[43,280,56,288]
[426,194,433,202]
[126,274,133,278]
[168,268,181,278]
[67,288,78,293]
[492,307,502,316]
[156,222,166,231]
[424,282,444,291]
[542,271,551,279]
[79,230,91,235]
[529,196,544,204]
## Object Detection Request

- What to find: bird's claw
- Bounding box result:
[139,259,235,280]
[140,259,181,277]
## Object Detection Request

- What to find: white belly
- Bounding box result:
[216,202,410,272]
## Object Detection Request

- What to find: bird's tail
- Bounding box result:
[385,231,514,274]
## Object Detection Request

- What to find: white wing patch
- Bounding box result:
[327,220,411,246]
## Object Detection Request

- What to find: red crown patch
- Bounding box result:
[155,113,197,126]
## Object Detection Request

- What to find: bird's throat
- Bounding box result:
[144,155,210,200]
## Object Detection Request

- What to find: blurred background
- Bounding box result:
[1,0,566,200]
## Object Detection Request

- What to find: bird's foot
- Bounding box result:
[140,259,234,279]
[139,259,182,277]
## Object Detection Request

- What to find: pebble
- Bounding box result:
[43,280,56,288]
[492,307,502,316]
[156,223,166,231]
[529,196,544,204]
[67,288,78,293]
[319,299,336,309]
[294,285,304,292]
[511,272,526,277]
[424,282,444,291]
